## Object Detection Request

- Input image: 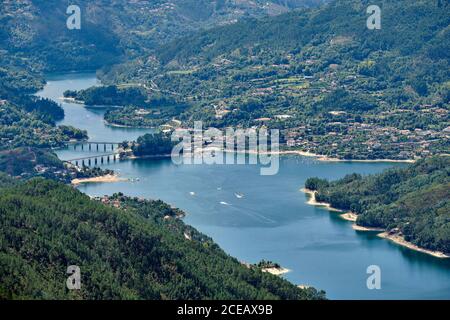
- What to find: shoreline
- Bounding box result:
[59,96,85,104]
[300,188,449,258]
[378,232,450,259]
[352,225,385,232]
[95,144,416,165]
[71,174,126,185]
[209,147,416,163]
[278,150,415,163]
[261,267,290,276]
[300,188,344,212]
[126,154,172,160]
[340,212,358,222]
[103,120,156,129]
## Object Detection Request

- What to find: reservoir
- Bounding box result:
[38,73,450,300]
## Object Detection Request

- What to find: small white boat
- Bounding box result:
[190,192,196,196]
[235,193,244,199]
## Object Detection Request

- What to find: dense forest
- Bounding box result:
[64,86,148,107]
[132,133,175,157]
[305,156,450,254]
[0,147,114,183]
[0,100,87,150]
[104,103,189,128]
[0,0,323,74]
[0,147,63,177]
[0,177,325,299]
[64,85,189,127]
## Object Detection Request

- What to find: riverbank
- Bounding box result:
[261,267,290,276]
[71,174,126,185]
[219,147,416,163]
[279,150,416,163]
[126,154,172,160]
[39,72,450,299]
[352,225,385,232]
[59,96,85,104]
[378,232,449,259]
[120,145,417,164]
[104,120,155,129]
[300,188,344,212]
[340,212,358,222]
[301,188,449,259]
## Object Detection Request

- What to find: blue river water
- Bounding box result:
[38,73,450,300]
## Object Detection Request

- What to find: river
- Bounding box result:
[37,73,450,300]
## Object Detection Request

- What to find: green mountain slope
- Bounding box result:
[148,0,450,111]
[156,0,449,64]
[0,0,325,73]
[0,178,325,299]
[99,0,449,160]
[305,156,450,254]
[0,0,327,151]
[0,101,87,151]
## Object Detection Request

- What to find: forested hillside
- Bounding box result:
[99,0,449,160]
[0,0,325,151]
[0,0,324,74]
[0,147,115,183]
[305,156,450,254]
[0,100,87,150]
[0,178,325,299]
[0,147,63,176]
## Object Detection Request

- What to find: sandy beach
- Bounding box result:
[234,148,415,163]
[71,174,126,185]
[340,212,358,222]
[262,267,290,276]
[300,188,343,212]
[126,146,416,164]
[313,155,416,163]
[206,147,416,163]
[352,225,384,232]
[378,232,449,258]
[104,120,155,129]
[275,149,416,163]
[297,285,311,290]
